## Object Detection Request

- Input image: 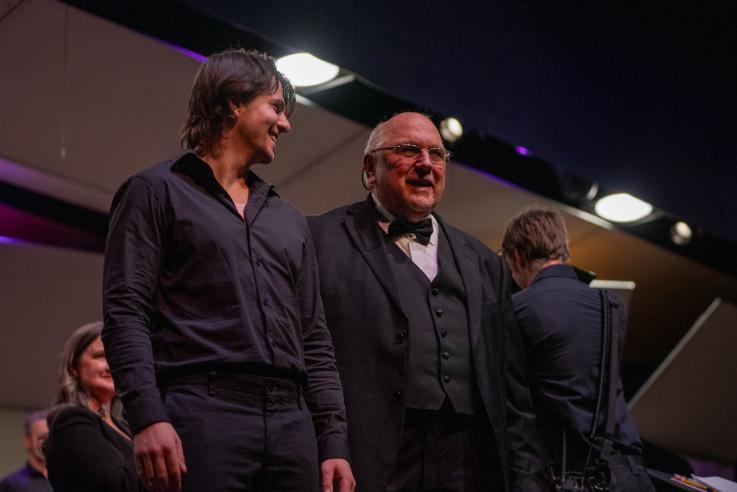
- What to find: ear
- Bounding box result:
[229,100,241,117]
[512,249,526,271]
[363,154,377,188]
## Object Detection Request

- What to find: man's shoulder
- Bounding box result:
[512,273,591,313]
[128,159,176,185]
[111,160,175,200]
[439,219,497,260]
[307,202,362,229]
[0,466,28,488]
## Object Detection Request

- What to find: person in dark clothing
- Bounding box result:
[0,411,52,492]
[45,321,141,492]
[103,48,353,492]
[501,207,655,491]
[308,112,544,491]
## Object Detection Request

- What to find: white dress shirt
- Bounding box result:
[372,194,439,281]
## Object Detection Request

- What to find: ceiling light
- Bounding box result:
[594,193,653,223]
[670,221,692,245]
[276,53,340,87]
[439,117,463,142]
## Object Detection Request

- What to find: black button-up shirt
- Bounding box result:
[103,151,347,460]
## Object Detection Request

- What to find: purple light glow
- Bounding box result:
[157,39,208,63]
[0,235,28,246]
[514,145,530,156]
[458,162,522,191]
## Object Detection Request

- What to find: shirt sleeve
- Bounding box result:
[298,221,350,462]
[103,176,169,434]
[47,407,140,491]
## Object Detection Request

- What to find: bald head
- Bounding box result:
[364,112,439,157]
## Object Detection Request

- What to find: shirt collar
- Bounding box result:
[171,150,278,198]
[171,151,278,222]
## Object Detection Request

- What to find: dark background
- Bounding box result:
[183,1,737,244]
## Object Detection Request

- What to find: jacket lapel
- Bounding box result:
[342,198,408,320]
[438,217,483,351]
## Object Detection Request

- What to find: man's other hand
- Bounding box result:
[134,421,187,492]
[321,458,356,492]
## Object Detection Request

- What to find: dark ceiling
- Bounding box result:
[181,1,737,244]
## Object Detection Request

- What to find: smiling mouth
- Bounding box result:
[407,179,433,187]
[269,132,279,143]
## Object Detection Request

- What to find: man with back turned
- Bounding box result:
[501,207,654,491]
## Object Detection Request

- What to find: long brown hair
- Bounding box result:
[180,48,295,154]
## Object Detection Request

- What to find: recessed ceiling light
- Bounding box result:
[276,53,340,87]
[594,193,653,223]
[439,117,463,142]
[670,221,693,245]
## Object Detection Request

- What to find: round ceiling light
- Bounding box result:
[276,53,340,87]
[670,221,693,245]
[439,117,463,142]
[594,193,653,223]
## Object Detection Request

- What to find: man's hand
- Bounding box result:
[133,421,187,492]
[320,458,356,492]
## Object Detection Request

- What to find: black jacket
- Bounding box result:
[308,197,543,491]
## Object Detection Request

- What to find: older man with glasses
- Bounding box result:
[308,112,544,491]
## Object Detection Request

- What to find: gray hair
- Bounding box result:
[23,410,48,436]
[362,112,435,158]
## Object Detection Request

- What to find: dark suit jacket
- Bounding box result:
[46,406,142,492]
[512,264,644,467]
[308,197,542,491]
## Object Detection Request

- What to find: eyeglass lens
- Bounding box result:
[395,144,447,162]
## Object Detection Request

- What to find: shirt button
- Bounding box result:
[395,331,407,344]
[440,329,448,337]
[255,258,262,267]
[392,391,404,401]
[435,308,443,317]
[443,375,451,383]
[262,297,269,306]
[442,351,450,360]
[431,288,440,297]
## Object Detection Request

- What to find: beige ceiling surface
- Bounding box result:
[1,0,736,411]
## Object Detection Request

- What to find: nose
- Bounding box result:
[277,113,291,134]
[413,152,432,177]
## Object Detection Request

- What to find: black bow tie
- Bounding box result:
[388,216,433,246]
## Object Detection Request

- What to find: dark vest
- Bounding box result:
[386,225,478,414]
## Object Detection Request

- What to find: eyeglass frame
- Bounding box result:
[368,143,451,164]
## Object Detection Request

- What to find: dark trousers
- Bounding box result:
[162,372,319,492]
[609,454,655,492]
[386,401,503,491]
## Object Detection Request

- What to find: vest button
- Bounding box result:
[443,375,451,383]
[442,351,450,359]
[435,308,443,316]
[440,329,448,337]
[392,391,404,401]
[431,288,440,296]
[395,331,407,344]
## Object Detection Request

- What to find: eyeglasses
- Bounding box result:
[369,143,451,164]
